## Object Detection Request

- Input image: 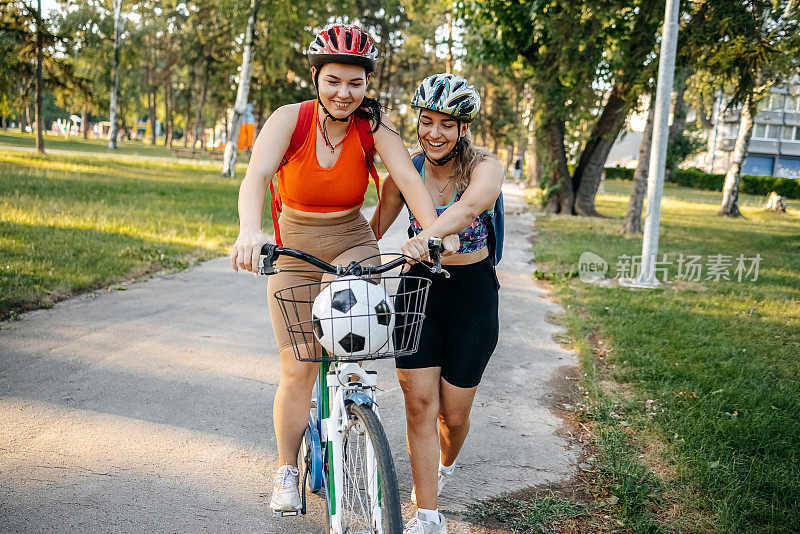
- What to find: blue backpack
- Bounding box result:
[411,153,504,266]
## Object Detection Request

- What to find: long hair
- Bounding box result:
[414,129,497,193]
[355,97,382,133]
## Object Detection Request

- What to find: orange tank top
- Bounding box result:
[278,103,370,213]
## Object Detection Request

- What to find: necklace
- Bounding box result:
[317,115,348,153]
[428,165,453,201]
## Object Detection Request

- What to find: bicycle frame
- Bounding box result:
[264,241,444,533]
[313,359,383,534]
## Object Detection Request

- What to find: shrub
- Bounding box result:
[604,167,635,180]
[603,166,800,199]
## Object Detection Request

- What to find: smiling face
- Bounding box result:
[417,109,469,160]
[313,63,369,119]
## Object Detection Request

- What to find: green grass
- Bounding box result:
[601,178,800,210]
[469,492,586,533]
[0,130,250,162]
[0,150,247,318]
[533,186,800,532]
[0,149,380,319]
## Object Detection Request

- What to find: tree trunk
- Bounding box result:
[193,65,208,151]
[719,93,755,217]
[445,8,453,73]
[527,137,544,187]
[81,106,88,139]
[665,67,690,182]
[164,76,172,147]
[222,1,259,177]
[505,143,515,172]
[543,117,574,214]
[571,83,631,216]
[622,99,656,234]
[253,99,264,144]
[108,0,122,149]
[148,89,156,145]
[35,0,44,153]
[19,106,27,132]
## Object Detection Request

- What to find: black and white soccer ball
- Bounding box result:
[311,276,395,357]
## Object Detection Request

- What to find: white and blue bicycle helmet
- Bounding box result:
[410,73,481,123]
[411,73,481,165]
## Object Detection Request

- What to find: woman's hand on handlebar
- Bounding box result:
[401,234,429,264]
[230,229,274,273]
[442,234,459,256]
[402,232,459,262]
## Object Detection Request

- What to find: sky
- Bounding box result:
[41,0,58,14]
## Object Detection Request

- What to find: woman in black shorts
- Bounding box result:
[370,73,503,534]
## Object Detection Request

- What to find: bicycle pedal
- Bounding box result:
[272,509,301,517]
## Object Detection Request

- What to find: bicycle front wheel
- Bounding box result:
[339,403,402,534]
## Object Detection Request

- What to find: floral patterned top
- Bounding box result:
[408,165,491,254]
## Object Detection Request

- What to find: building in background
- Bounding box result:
[703,85,800,178]
[605,100,649,168]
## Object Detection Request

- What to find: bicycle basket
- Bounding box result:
[272,275,431,362]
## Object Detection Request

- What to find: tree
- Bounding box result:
[465,0,606,213]
[108,0,123,149]
[621,1,712,233]
[222,0,260,178]
[1,2,39,133]
[181,0,237,151]
[622,94,655,234]
[54,0,113,138]
[716,0,798,216]
[569,0,664,216]
[466,0,667,215]
[35,0,44,152]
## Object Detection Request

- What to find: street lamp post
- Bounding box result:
[620,0,681,288]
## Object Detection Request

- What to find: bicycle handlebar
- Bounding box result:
[259,237,448,278]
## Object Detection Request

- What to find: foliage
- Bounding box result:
[665,127,704,174]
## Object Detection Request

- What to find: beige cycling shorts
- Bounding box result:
[267,209,380,355]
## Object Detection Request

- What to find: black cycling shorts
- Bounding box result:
[394,257,499,389]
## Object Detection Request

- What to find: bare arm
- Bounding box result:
[230,104,299,272]
[369,174,404,239]
[420,158,504,236]
[373,114,437,232]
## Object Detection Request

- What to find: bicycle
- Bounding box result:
[260,237,447,534]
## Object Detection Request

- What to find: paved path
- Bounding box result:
[0,184,579,533]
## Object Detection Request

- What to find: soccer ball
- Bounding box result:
[311,276,395,358]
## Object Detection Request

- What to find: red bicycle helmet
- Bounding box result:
[308,24,378,73]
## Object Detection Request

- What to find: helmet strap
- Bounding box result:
[315,95,352,151]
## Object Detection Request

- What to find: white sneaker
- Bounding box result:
[269,465,301,511]
[403,514,447,534]
[410,467,454,505]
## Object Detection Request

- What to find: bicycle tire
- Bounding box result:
[338,402,402,534]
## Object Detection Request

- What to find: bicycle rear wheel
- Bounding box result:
[339,403,402,534]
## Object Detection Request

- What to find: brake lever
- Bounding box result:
[259,244,278,275]
[427,237,450,278]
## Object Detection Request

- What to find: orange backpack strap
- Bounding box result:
[355,116,382,239]
[271,99,315,246]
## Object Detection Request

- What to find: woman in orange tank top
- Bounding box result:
[228,23,456,514]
